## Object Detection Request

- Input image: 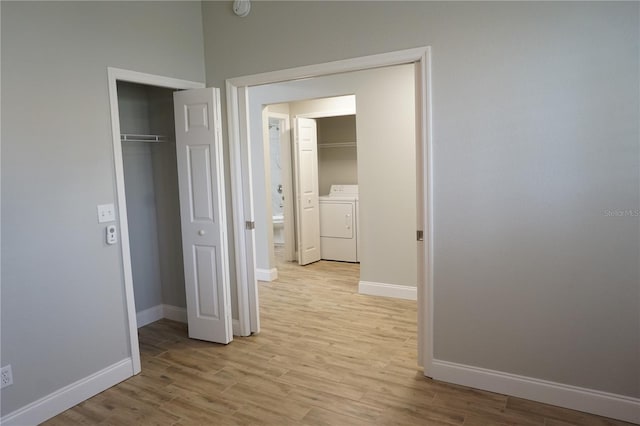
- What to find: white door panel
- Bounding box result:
[187,145,215,221]
[193,245,219,318]
[174,88,232,344]
[293,117,321,265]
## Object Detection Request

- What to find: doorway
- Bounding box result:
[265,112,296,264]
[253,68,414,324]
[117,81,186,331]
[108,68,234,374]
[264,97,359,273]
[226,47,433,372]
[108,69,204,373]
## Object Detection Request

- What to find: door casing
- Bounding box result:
[225,47,434,373]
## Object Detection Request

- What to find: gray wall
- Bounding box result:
[147,87,187,310]
[1,1,204,416]
[317,115,358,196]
[123,141,164,311]
[202,2,640,398]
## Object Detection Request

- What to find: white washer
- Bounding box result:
[319,185,359,262]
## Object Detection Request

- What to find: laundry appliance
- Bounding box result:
[319,184,359,262]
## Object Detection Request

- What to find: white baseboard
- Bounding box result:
[162,304,187,323]
[136,305,164,328]
[136,304,187,327]
[232,319,241,336]
[358,280,417,300]
[256,267,278,282]
[431,359,640,424]
[0,359,132,426]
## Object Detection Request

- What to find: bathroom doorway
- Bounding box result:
[266,113,296,263]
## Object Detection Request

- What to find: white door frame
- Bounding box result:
[107,67,204,375]
[225,47,434,373]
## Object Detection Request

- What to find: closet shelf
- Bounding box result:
[318,142,356,149]
[121,133,170,143]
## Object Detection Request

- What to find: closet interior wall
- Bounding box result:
[117,82,186,318]
[317,115,358,195]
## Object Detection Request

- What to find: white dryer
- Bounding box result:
[319,185,359,262]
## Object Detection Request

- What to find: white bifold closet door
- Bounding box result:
[174,88,233,344]
[293,117,321,266]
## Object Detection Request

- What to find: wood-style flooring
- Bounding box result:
[44,254,632,425]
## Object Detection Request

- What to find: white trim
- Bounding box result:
[419,47,434,376]
[226,82,256,337]
[0,359,132,426]
[136,305,164,328]
[295,108,356,119]
[226,47,433,371]
[162,304,187,323]
[227,47,431,88]
[431,360,640,424]
[358,281,417,301]
[107,67,204,90]
[107,67,204,375]
[256,268,278,282]
[135,304,188,327]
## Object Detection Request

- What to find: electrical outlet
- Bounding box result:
[1,365,13,389]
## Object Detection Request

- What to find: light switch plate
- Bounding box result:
[97,204,116,223]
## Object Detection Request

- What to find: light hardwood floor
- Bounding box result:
[44,254,632,425]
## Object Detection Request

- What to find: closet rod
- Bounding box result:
[318,142,356,149]
[120,133,170,143]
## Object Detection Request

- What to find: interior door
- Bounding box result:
[293,117,321,265]
[174,88,232,344]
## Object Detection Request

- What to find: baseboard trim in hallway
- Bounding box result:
[358,280,417,300]
[256,267,278,282]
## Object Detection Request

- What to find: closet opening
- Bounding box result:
[116,82,188,329]
[110,68,233,374]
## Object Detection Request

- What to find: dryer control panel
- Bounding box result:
[328,185,359,197]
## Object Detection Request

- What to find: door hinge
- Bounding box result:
[417,230,424,241]
[245,221,255,230]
